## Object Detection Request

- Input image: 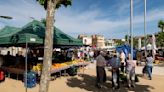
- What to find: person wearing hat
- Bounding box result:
[95,51,107,88]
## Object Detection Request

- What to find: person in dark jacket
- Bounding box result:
[110,53,120,89]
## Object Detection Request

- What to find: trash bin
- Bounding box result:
[24,71,36,88]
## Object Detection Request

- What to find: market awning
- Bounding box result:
[0,20,83,46]
[20,20,82,46]
[0,26,21,46]
[54,27,83,46]
[0,26,21,37]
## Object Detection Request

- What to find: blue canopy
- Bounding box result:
[116,44,137,59]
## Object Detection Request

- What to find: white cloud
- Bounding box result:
[0,0,164,38]
[0,0,46,27]
[55,6,164,38]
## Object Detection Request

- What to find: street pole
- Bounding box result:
[130,0,133,60]
[127,29,130,45]
[25,36,28,92]
[144,0,147,57]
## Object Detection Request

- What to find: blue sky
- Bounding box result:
[0,0,164,39]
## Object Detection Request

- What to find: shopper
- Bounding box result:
[146,53,154,80]
[120,50,126,73]
[95,51,106,88]
[126,56,136,88]
[110,53,120,89]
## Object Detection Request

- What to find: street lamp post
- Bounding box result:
[130,0,133,60]
[144,0,147,57]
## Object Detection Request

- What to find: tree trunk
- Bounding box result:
[39,0,56,92]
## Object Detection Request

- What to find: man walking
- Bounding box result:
[126,56,136,88]
[146,53,154,80]
[110,53,120,89]
[95,51,106,88]
[120,50,126,73]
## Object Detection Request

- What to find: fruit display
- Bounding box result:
[64,62,73,65]
[32,66,37,71]
[60,63,67,67]
[52,63,61,68]
[32,63,42,71]
[72,60,78,64]
[32,59,86,72]
[51,63,67,69]
[79,59,85,62]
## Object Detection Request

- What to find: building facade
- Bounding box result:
[78,34,92,46]
[92,35,105,49]
[104,39,116,49]
[78,34,106,49]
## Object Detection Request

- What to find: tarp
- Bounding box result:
[0,26,22,46]
[54,27,83,46]
[0,22,45,46]
[0,20,83,46]
[141,44,157,50]
[116,44,137,59]
[0,26,21,37]
[116,44,131,57]
[20,20,82,46]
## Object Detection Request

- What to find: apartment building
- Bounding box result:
[78,34,92,46]
[104,39,116,49]
[92,35,105,49]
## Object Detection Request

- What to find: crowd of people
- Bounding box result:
[0,47,154,90]
[94,50,154,90]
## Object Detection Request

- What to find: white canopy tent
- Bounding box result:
[141,43,157,50]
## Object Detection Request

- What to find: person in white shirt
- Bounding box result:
[146,53,154,80]
[120,50,126,73]
[77,50,81,59]
[126,56,136,88]
[89,50,94,62]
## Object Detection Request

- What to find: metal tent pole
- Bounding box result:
[25,37,28,92]
[130,0,134,60]
[144,0,147,57]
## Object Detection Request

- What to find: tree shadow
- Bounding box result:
[66,74,154,92]
[6,74,24,82]
[136,74,147,79]
[66,74,111,92]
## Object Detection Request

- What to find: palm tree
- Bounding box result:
[36,0,71,92]
[125,34,129,44]
[158,20,164,32]
[156,32,164,48]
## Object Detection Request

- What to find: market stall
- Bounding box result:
[0,20,87,81]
